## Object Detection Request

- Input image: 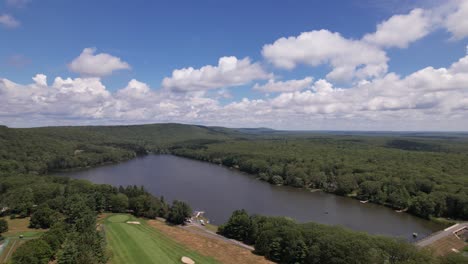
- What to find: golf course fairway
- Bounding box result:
[103,214,219,264]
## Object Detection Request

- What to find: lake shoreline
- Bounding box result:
[61,154,443,240]
[52,152,453,228]
[168,153,452,226]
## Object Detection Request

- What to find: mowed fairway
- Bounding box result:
[104,214,219,264]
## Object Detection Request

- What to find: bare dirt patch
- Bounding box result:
[148,220,272,264]
[427,234,466,256]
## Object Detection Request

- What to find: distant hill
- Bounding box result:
[0,123,241,174]
[234,127,277,134]
[2,122,468,175]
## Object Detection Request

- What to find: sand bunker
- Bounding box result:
[181,256,195,264]
[126,221,141,225]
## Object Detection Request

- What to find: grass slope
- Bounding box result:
[103,214,218,264]
[0,217,45,263]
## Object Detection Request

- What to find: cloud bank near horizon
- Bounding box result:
[1,0,468,131]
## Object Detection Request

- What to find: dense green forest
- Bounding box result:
[0,123,467,263]
[172,136,468,220]
[219,209,465,264]
[1,123,468,220]
[0,174,191,263]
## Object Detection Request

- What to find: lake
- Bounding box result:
[59,154,441,240]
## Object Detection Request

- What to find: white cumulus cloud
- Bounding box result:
[363,8,433,48]
[262,30,389,82]
[444,0,468,39]
[1,54,468,130]
[3,1,468,130]
[253,77,313,93]
[162,56,270,92]
[68,48,131,77]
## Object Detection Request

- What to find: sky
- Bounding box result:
[1,0,468,131]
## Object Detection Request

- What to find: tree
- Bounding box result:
[41,222,67,251]
[387,186,411,209]
[335,174,357,195]
[167,200,192,225]
[57,238,79,264]
[280,228,308,264]
[5,187,34,217]
[218,209,254,243]
[268,237,283,262]
[30,204,60,229]
[358,181,382,201]
[0,218,8,233]
[409,194,435,219]
[157,196,169,218]
[375,238,434,264]
[109,193,129,213]
[438,253,468,264]
[12,239,53,264]
[270,175,284,185]
[128,194,164,217]
[63,195,90,224]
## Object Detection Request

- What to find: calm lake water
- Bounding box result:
[60,154,441,240]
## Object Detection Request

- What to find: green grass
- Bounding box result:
[0,218,45,263]
[429,217,458,227]
[104,214,219,264]
[4,230,43,238]
[107,215,130,223]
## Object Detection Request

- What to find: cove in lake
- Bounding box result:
[59,154,441,240]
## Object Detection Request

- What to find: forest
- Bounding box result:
[218,209,466,264]
[172,136,468,220]
[0,123,467,263]
[1,123,468,220]
[0,174,191,263]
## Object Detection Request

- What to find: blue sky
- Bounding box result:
[1,0,468,130]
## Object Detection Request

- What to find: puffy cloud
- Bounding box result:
[32,74,47,86]
[312,79,335,94]
[1,54,468,130]
[3,0,468,131]
[271,56,468,117]
[0,14,20,28]
[363,8,433,48]
[451,53,468,73]
[261,2,468,83]
[0,75,222,126]
[444,0,468,39]
[117,79,151,99]
[162,56,270,92]
[68,48,131,77]
[262,30,388,82]
[253,77,313,93]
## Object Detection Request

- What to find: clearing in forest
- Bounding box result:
[0,217,46,263]
[103,214,219,264]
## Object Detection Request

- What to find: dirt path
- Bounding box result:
[147,220,272,264]
[181,224,255,251]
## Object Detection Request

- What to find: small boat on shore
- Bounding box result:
[360,200,369,204]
